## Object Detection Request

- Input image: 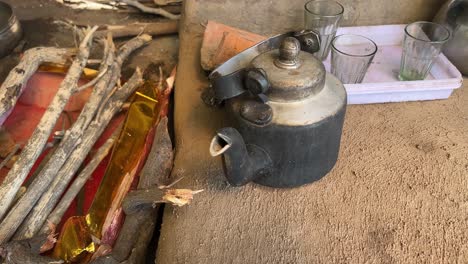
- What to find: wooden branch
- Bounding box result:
[103,34,152,99]
[30,69,142,241]
[94,21,179,38]
[0,27,97,233]
[118,0,180,19]
[55,0,118,10]
[41,125,119,234]
[10,35,115,241]
[0,47,76,123]
[153,0,182,5]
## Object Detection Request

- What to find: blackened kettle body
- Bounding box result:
[209,31,347,188]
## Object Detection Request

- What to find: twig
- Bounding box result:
[0,47,76,123]
[153,0,182,5]
[0,28,97,232]
[118,0,180,20]
[41,125,120,234]
[94,21,179,38]
[55,0,118,10]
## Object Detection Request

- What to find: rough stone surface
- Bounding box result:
[156,0,468,263]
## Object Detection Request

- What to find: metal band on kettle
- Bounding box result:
[208,30,321,101]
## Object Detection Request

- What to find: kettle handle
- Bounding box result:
[208,30,321,102]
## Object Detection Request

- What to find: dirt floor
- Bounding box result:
[156,1,468,263]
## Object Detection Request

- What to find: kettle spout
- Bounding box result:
[209,130,233,157]
[210,127,272,186]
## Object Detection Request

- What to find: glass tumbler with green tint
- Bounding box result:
[399,21,450,81]
[304,0,344,61]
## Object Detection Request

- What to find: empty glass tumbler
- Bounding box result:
[304,0,344,60]
[399,21,450,81]
[331,34,377,84]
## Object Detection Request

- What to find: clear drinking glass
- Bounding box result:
[304,0,344,60]
[331,34,377,84]
[399,21,450,81]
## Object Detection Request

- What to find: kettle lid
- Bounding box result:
[250,37,326,102]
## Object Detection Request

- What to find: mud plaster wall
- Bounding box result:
[156,0,468,263]
[190,0,445,35]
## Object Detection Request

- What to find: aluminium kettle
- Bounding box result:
[208,31,347,188]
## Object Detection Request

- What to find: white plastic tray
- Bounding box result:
[322,24,463,104]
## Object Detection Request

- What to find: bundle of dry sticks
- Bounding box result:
[0,26,198,263]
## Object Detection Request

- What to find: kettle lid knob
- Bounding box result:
[275,37,301,69]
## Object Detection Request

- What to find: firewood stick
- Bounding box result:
[14,68,143,241]
[94,21,179,38]
[152,0,182,5]
[0,27,98,229]
[55,0,118,10]
[13,35,151,240]
[40,125,120,234]
[118,0,180,20]
[108,34,152,92]
[118,4,181,15]
[9,34,115,241]
[0,47,76,121]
